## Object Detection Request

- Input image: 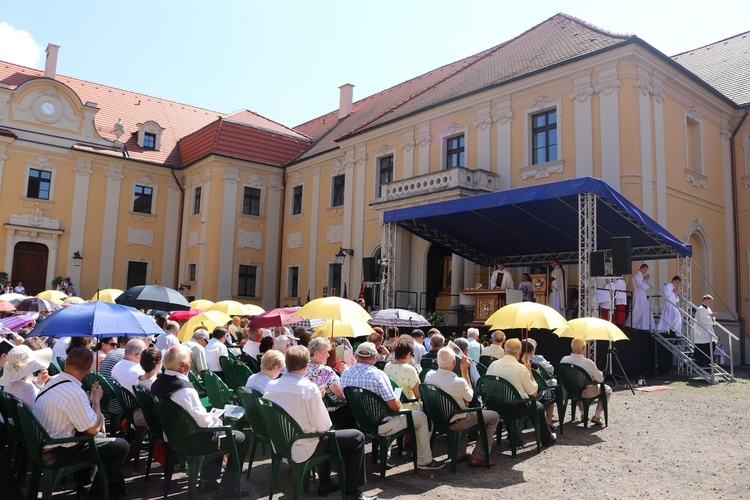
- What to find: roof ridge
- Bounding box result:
[554,12,634,41]
[671,30,750,57]
[220,116,312,142]
[0,59,226,116]
[226,109,312,140]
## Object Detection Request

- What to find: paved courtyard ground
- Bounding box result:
[43,368,750,499]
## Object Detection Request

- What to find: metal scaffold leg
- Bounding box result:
[381,222,396,309]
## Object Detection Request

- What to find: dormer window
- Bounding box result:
[143,132,156,150]
[136,120,164,151]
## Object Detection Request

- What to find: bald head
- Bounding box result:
[571,338,586,354]
[504,338,522,356]
[436,347,456,369]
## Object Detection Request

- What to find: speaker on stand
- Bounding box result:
[612,237,632,275]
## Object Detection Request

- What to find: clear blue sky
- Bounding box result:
[1,0,748,127]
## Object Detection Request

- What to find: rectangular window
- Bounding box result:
[143,132,156,150]
[193,187,202,215]
[27,169,52,200]
[242,187,261,216]
[331,175,345,207]
[126,261,148,290]
[378,155,394,197]
[292,186,303,215]
[187,263,196,282]
[288,266,299,298]
[132,185,153,214]
[328,263,342,297]
[532,110,558,164]
[446,135,465,168]
[238,264,257,297]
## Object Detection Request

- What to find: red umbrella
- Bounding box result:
[0,300,16,312]
[249,307,305,329]
[168,308,203,321]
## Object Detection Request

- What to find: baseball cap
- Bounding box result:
[354,342,377,358]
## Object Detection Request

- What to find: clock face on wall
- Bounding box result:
[40,100,57,116]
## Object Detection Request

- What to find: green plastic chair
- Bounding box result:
[532,369,564,434]
[556,363,608,431]
[46,362,60,376]
[55,357,65,372]
[132,385,172,493]
[374,361,388,371]
[187,370,211,408]
[420,358,438,371]
[0,390,29,483]
[258,397,345,500]
[12,395,109,500]
[110,380,148,471]
[240,353,260,374]
[479,355,498,368]
[152,394,241,500]
[419,368,434,384]
[343,386,418,479]
[81,372,119,427]
[476,363,488,378]
[476,375,542,457]
[419,383,490,474]
[201,369,237,409]
[220,356,253,391]
[237,387,271,479]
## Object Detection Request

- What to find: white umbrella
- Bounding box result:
[369,308,431,328]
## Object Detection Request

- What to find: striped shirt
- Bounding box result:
[340,361,396,402]
[33,372,98,448]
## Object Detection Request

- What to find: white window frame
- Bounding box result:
[291,185,303,215]
[136,120,164,151]
[684,109,706,187]
[241,185,264,217]
[131,175,158,215]
[236,262,261,298]
[373,148,395,198]
[193,186,202,215]
[438,124,469,170]
[187,262,197,282]
[23,157,58,202]
[287,264,300,298]
[521,97,563,180]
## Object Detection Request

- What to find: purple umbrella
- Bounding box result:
[0,315,36,332]
[15,297,59,313]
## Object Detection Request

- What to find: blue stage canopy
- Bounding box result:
[383,177,691,267]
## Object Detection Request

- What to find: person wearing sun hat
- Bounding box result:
[0,344,54,408]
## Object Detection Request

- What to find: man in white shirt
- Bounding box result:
[205,327,229,376]
[560,338,612,425]
[486,338,556,445]
[33,348,129,498]
[151,345,249,495]
[628,264,654,330]
[154,320,181,353]
[466,328,483,363]
[424,347,499,467]
[245,350,285,393]
[549,259,566,317]
[490,263,514,290]
[264,345,374,500]
[657,276,682,335]
[409,329,427,363]
[14,281,25,294]
[182,328,209,376]
[111,339,146,395]
[694,294,717,367]
[242,327,262,359]
[481,330,506,360]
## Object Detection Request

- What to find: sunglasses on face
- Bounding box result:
[107,342,119,347]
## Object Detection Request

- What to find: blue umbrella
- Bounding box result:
[27,301,163,338]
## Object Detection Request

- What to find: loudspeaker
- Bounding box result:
[590,251,606,277]
[362,258,378,282]
[363,287,374,306]
[612,236,632,275]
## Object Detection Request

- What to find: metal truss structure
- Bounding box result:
[381,222,397,309]
[578,193,596,319]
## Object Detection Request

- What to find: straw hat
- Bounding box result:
[0,345,53,385]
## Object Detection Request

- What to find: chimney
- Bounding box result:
[44,44,60,79]
[338,83,354,120]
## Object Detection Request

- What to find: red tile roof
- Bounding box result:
[0,62,308,168]
[672,31,750,107]
[178,117,311,167]
[293,13,634,162]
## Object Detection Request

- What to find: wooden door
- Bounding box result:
[12,242,49,295]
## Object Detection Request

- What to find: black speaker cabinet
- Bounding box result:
[590,251,606,277]
[362,257,378,282]
[612,236,632,275]
[363,287,374,306]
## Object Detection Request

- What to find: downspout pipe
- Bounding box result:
[170,167,185,290]
[730,106,749,364]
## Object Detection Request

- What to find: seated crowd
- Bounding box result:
[0,311,613,500]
